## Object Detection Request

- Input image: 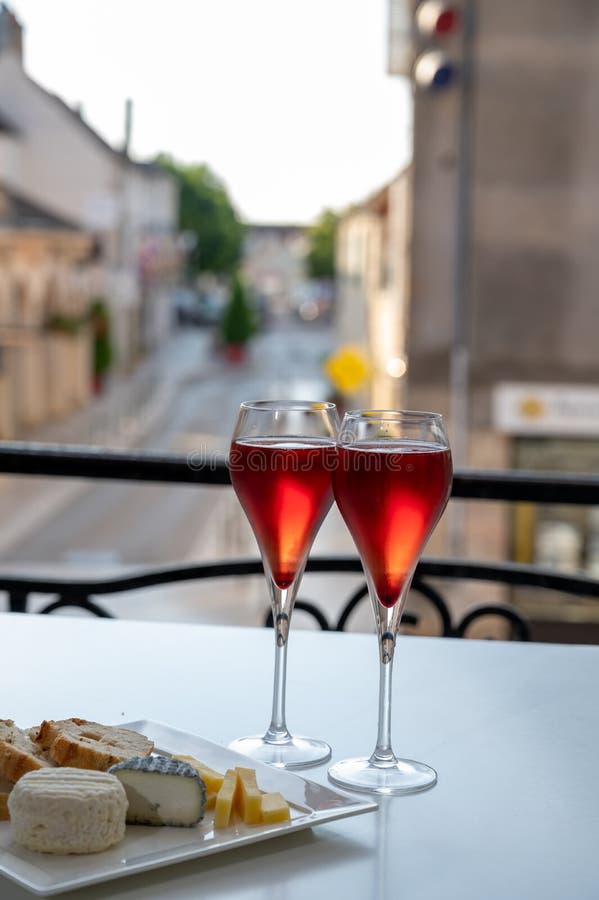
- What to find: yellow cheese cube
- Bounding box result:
[235,767,262,825]
[261,791,291,824]
[205,791,217,811]
[173,755,224,794]
[213,769,239,829]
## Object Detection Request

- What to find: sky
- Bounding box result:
[10,0,412,224]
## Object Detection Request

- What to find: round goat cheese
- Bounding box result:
[8,768,128,854]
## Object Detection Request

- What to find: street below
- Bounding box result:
[0,318,365,630]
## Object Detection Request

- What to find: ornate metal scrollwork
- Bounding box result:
[38,596,114,618]
[0,554,594,643]
[263,574,530,641]
[1,446,598,642]
[454,605,531,641]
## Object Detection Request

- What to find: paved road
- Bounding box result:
[0,318,362,626]
[1,318,334,564]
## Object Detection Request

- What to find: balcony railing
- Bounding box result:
[2,441,599,641]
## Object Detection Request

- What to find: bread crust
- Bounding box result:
[0,776,12,819]
[35,718,154,771]
[0,720,53,783]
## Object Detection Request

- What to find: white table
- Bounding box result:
[1,612,598,899]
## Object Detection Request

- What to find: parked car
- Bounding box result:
[175,288,224,327]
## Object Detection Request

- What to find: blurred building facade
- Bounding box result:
[0,3,180,438]
[335,170,411,409]
[405,0,599,631]
[337,0,599,633]
[242,224,309,317]
[0,182,94,437]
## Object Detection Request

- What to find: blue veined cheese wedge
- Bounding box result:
[108,756,206,827]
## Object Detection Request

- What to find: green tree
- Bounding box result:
[306,208,339,279]
[158,156,244,275]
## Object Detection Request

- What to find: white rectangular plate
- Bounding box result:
[0,720,377,896]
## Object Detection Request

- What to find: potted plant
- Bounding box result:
[89,298,113,394]
[219,273,255,363]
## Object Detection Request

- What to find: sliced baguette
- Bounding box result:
[35,718,154,771]
[0,778,11,820]
[0,720,55,784]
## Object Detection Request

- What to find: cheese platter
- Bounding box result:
[0,719,377,896]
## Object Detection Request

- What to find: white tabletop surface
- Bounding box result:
[1,612,598,900]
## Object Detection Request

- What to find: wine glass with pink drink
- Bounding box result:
[328,410,452,794]
[228,400,339,768]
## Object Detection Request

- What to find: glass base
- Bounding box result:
[328,756,437,795]
[228,734,331,769]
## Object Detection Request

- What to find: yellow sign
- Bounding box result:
[323,345,371,395]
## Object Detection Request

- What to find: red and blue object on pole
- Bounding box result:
[415,0,460,36]
[412,1,460,90]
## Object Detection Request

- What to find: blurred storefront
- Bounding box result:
[495,384,599,575]
[493,384,599,637]
[0,181,95,438]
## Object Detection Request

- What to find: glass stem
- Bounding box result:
[264,581,293,743]
[370,624,397,766]
[369,580,410,768]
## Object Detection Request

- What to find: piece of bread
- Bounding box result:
[35,718,154,771]
[0,720,55,783]
[0,778,10,820]
[8,768,128,854]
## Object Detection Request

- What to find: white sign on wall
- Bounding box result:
[493,383,599,437]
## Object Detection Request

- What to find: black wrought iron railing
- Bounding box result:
[2,441,599,642]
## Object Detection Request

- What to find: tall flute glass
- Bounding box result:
[228,400,339,768]
[328,410,452,794]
